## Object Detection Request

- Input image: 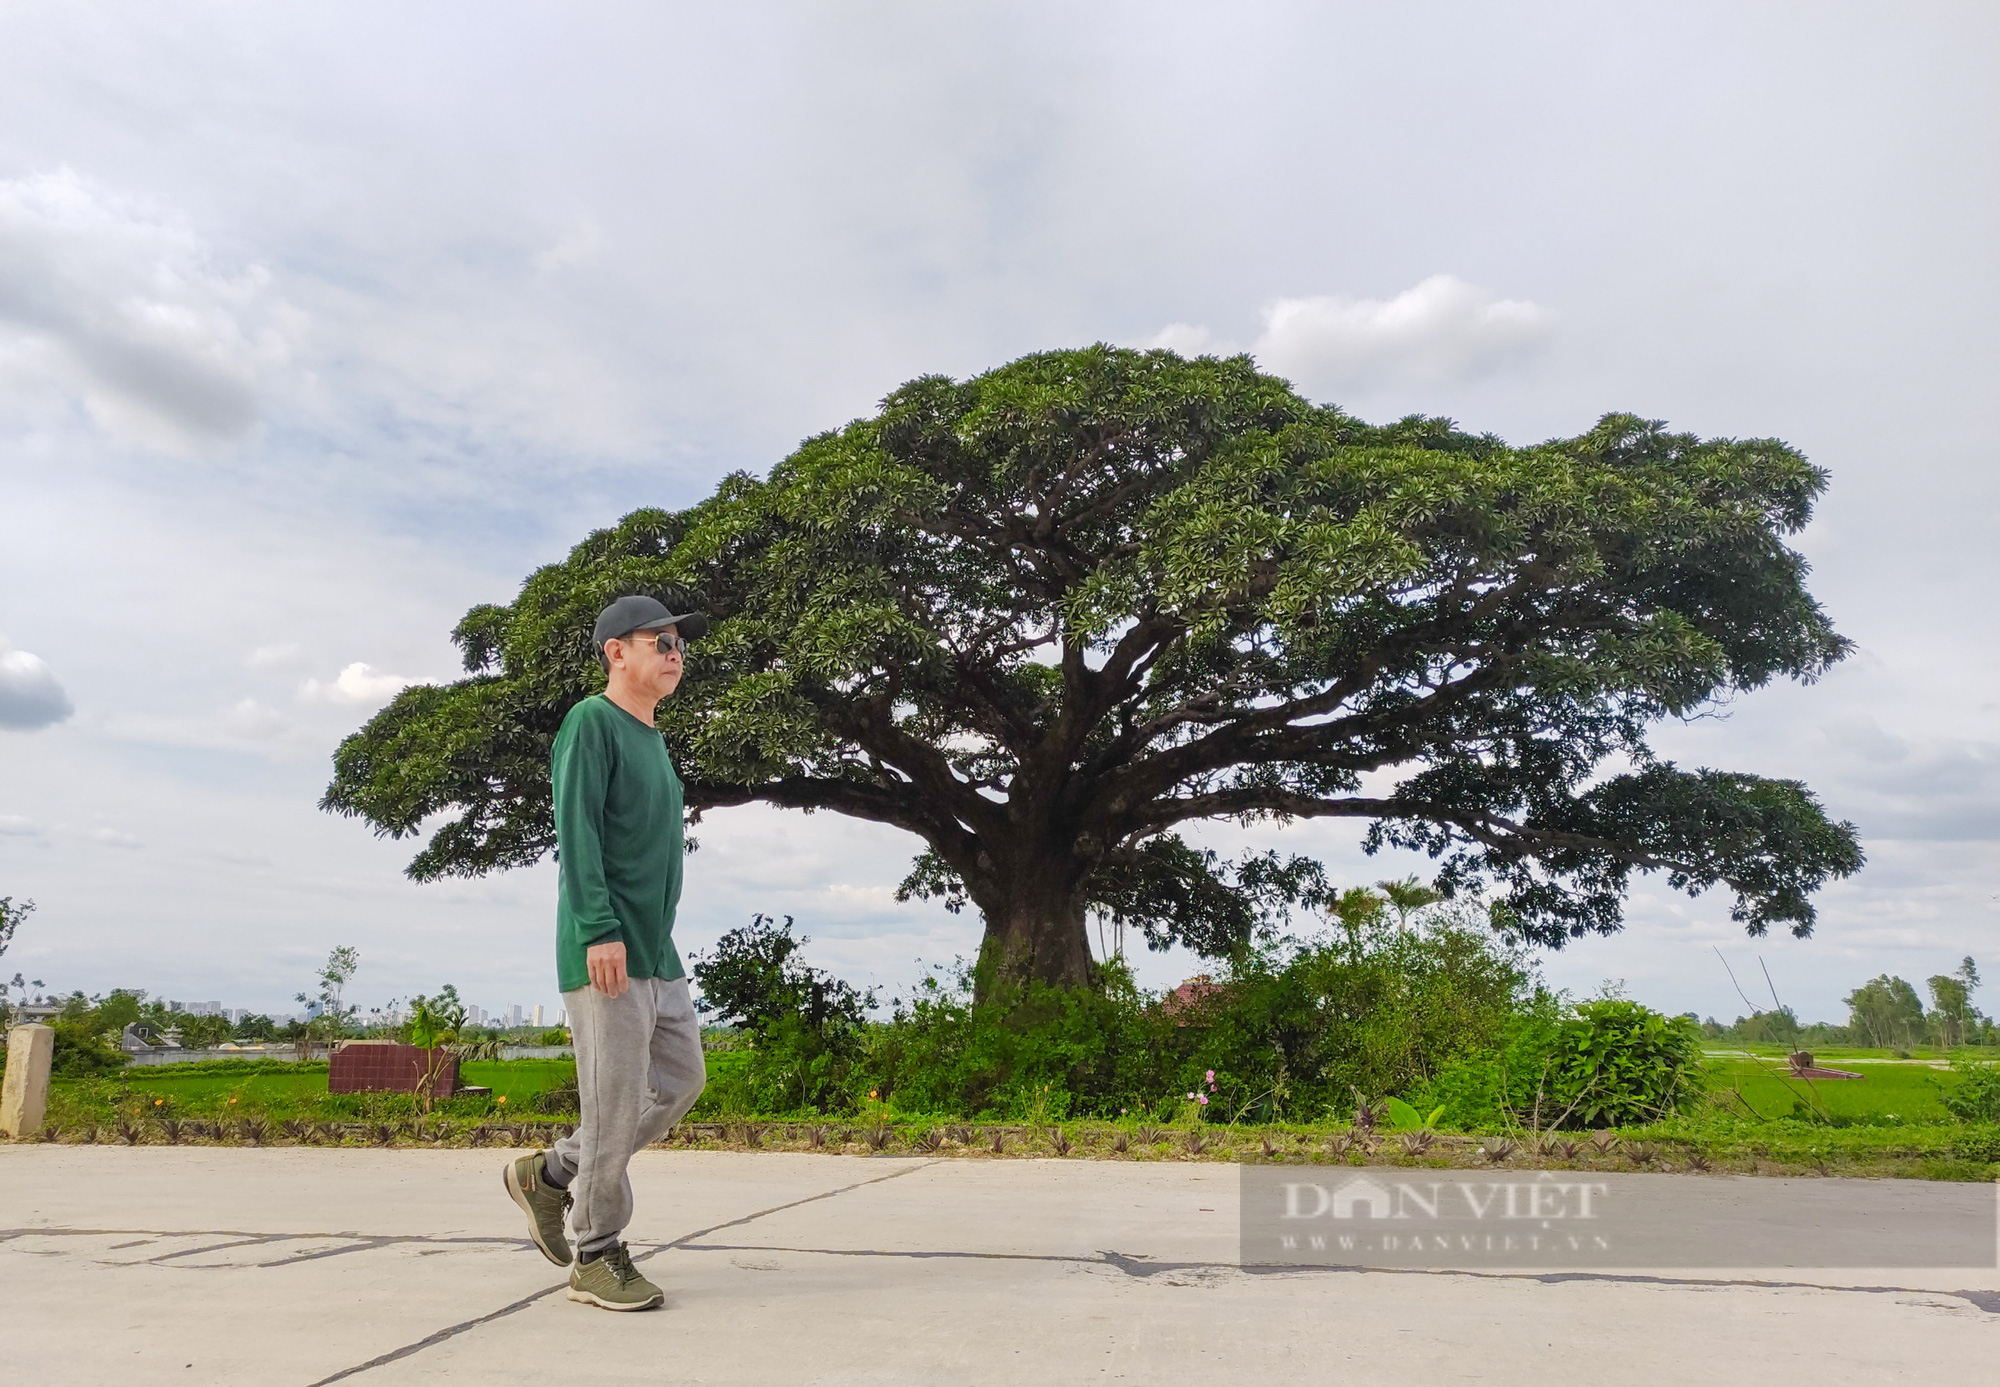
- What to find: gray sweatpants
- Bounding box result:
[547,975,706,1256]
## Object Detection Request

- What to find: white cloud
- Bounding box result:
[297,662,430,708]
[245,643,303,671]
[1146,275,1553,390]
[88,827,143,849]
[222,697,297,741]
[0,168,302,453]
[0,635,73,730]
[1256,275,1552,385]
[0,813,40,836]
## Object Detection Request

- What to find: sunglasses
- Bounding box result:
[621,631,688,656]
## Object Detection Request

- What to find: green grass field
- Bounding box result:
[1703,1057,1962,1124]
[46,1058,581,1126]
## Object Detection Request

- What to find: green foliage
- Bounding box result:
[296,946,361,1051]
[1925,958,1985,1049]
[82,988,147,1036]
[1177,913,1535,1122]
[862,959,1165,1120]
[1846,974,1926,1049]
[1730,1006,1802,1048]
[1544,1000,1707,1127]
[174,1013,235,1049]
[1380,1096,1446,1131]
[406,990,465,1050]
[48,1014,129,1078]
[323,347,1861,992]
[1416,996,1706,1129]
[689,914,878,1114]
[864,906,1532,1122]
[0,895,32,963]
[1377,877,1443,931]
[1937,1059,2000,1123]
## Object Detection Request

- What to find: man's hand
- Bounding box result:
[586,940,629,997]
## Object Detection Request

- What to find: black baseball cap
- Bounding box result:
[592,595,708,650]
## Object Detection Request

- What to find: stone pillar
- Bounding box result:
[2,1024,55,1138]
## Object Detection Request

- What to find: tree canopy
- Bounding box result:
[323,346,1862,997]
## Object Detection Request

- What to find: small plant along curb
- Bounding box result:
[10,1116,1987,1178]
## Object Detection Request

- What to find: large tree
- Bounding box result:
[323,347,1861,999]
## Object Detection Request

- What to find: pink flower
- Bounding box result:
[1197,1093,1209,1106]
[1205,1069,1215,1082]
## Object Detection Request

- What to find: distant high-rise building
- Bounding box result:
[510,1004,524,1028]
[532,1004,545,1027]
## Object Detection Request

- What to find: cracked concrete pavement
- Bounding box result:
[2,1146,1995,1384]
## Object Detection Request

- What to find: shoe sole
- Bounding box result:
[501,1162,572,1268]
[567,1287,664,1311]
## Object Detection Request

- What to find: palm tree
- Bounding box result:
[1377,877,1442,933]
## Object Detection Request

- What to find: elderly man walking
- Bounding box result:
[503,594,708,1311]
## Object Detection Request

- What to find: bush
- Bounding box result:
[1187,920,1531,1122]
[860,911,1533,1123]
[861,957,1167,1119]
[1938,1059,2000,1123]
[691,914,879,1114]
[1416,997,1706,1129]
[1544,1000,1707,1127]
[49,1017,130,1078]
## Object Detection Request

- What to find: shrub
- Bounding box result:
[691,914,878,1114]
[1546,1000,1706,1126]
[1187,917,1531,1122]
[861,909,1532,1123]
[1415,997,1706,1129]
[1938,1059,2000,1123]
[860,957,1166,1119]
[1409,991,1563,1129]
[49,1016,130,1078]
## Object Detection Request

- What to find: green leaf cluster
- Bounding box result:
[323,346,1863,976]
[1417,996,1707,1129]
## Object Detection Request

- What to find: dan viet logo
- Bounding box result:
[1284,1174,1610,1222]
[1266,1173,1615,1258]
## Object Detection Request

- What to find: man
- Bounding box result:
[503,594,708,1311]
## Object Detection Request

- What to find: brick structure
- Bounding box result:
[1160,974,1226,1025]
[328,1041,459,1097]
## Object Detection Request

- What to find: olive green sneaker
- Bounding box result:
[502,1151,573,1267]
[567,1242,664,1311]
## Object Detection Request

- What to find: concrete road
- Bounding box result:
[2,1146,1995,1385]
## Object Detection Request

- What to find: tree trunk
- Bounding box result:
[968,865,1094,1006]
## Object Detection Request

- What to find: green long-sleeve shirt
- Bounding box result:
[551,693,686,993]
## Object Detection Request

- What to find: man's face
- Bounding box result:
[604,624,683,699]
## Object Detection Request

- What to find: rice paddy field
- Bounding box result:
[1702,1054,1969,1124]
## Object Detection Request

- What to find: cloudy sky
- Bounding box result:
[1,2,1995,1026]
